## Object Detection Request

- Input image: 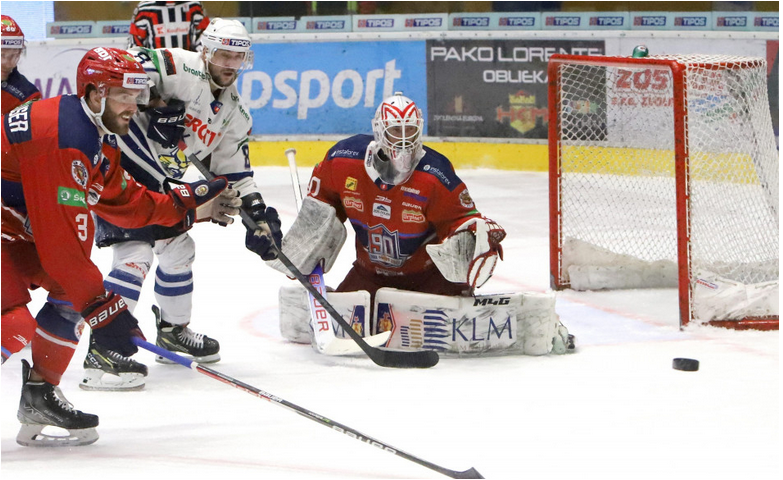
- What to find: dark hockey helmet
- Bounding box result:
[76,47,150,104]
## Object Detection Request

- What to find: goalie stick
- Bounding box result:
[285,148,304,211]
[133,337,482,479]
[286,148,392,356]
[185,150,439,369]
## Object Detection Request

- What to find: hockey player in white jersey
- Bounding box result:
[84,18,281,391]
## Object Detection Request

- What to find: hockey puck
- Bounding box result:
[672,358,699,371]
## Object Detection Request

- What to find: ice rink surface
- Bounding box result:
[1,168,778,480]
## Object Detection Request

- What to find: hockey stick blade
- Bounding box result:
[318,331,392,356]
[132,338,481,479]
[274,250,439,369]
[186,152,438,369]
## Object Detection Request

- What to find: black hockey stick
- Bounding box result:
[187,153,438,369]
[133,338,482,479]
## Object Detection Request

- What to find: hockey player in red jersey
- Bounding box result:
[1,47,232,446]
[1,15,41,115]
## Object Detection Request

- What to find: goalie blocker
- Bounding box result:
[280,287,574,356]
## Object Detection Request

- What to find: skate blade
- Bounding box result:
[16,424,99,447]
[80,369,146,391]
[155,352,220,364]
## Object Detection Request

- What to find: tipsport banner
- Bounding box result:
[426,39,604,139]
[238,41,427,135]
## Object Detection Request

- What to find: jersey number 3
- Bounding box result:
[76,213,89,241]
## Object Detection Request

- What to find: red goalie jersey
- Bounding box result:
[310,134,482,280]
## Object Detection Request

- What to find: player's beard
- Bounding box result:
[210,65,238,87]
[102,107,134,135]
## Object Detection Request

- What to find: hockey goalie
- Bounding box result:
[262,92,574,356]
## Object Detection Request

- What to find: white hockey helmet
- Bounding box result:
[371,92,424,185]
[200,18,253,71]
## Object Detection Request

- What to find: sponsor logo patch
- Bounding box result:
[343,196,364,212]
[345,177,358,191]
[332,148,360,158]
[222,38,251,48]
[373,203,391,220]
[57,187,87,208]
[123,73,148,88]
[401,209,425,223]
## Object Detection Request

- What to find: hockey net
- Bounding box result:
[548,54,778,330]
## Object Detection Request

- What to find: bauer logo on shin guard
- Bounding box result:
[86,297,126,328]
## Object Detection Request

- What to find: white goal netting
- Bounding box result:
[552,54,778,325]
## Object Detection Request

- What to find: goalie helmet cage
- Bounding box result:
[548,54,779,331]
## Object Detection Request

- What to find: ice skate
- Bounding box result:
[153,305,220,364]
[81,336,148,391]
[17,359,99,447]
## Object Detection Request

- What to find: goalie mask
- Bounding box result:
[200,18,253,88]
[370,92,424,186]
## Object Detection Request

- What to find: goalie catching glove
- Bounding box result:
[243,192,283,260]
[426,216,506,291]
[164,176,231,227]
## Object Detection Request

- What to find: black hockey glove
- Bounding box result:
[82,292,145,357]
[147,99,186,149]
[243,192,283,260]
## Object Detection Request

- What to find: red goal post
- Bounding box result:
[547,54,778,331]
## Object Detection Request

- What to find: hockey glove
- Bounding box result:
[426,216,506,291]
[82,292,145,357]
[164,176,229,227]
[195,186,241,226]
[243,192,283,260]
[464,217,506,290]
[147,99,186,149]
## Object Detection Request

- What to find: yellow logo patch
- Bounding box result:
[345,177,358,191]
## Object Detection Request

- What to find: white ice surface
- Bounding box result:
[1,168,778,480]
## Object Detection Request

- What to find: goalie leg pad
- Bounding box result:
[374,288,570,356]
[279,286,312,344]
[267,197,347,276]
[278,286,372,343]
